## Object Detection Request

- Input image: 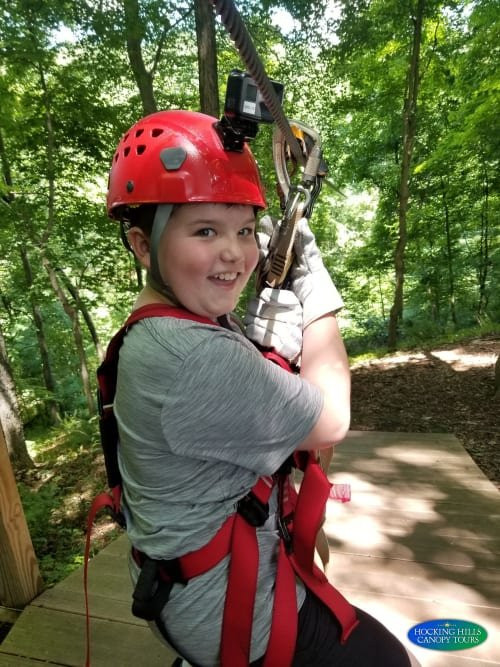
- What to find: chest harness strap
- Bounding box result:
[85,303,358,667]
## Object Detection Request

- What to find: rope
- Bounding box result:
[211,0,305,167]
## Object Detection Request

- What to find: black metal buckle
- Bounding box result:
[132,557,173,621]
[277,515,293,553]
[105,504,126,529]
[237,491,269,527]
[96,388,104,417]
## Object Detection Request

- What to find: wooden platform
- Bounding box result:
[1,431,499,666]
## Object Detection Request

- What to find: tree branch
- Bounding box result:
[151,6,194,78]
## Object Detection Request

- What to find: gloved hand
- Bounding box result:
[291,217,343,327]
[244,287,303,363]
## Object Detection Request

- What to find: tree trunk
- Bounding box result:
[0,123,61,426]
[20,246,61,424]
[0,325,34,470]
[38,66,56,248]
[377,272,386,319]
[41,254,96,416]
[387,0,425,350]
[0,128,13,195]
[423,214,440,322]
[57,267,104,362]
[123,0,158,115]
[194,0,220,117]
[440,176,457,325]
[36,65,95,416]
[477,161,490,321]
[494,355,500,397]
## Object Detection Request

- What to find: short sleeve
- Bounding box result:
[162,331,323,475]
[331,283,344,313]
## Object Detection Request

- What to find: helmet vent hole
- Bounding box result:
[124,146,131,157]
[136,145,146,155]
[152,128,163,138]
[123,133,129,142]
[114,152,119,162]
[135,129,144,138]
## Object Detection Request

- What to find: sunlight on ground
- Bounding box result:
[374,444,467,470]
[328,472,446,514]
[323,432,500,664]
[352,352,427,368]
[431,349,498,371]
[329,554,492,607]
[324,473,442,553]
[327,513,391,549]
[26,440,36,456]
[89,519,118,542]
[353,346,498,373]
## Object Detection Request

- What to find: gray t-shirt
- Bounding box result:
[115,316,323,665]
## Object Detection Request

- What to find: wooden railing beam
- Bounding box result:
[0,426,43,608]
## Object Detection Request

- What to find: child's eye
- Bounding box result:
[196,227,215,237]
[239,226,255,237]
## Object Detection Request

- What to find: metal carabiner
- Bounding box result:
[272,120,324,202]
[283,184,311,222]
[257,186,312,290]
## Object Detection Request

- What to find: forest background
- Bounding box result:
[0,0,498,587]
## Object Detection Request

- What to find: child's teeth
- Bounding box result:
[215,273,236,280]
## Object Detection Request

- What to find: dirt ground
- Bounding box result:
[350,334,500,490]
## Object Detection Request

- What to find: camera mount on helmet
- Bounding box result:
[215,69,284,152]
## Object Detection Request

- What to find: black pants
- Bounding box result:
[250,591,411,667]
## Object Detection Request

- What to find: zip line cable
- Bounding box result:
[211,0,306,167]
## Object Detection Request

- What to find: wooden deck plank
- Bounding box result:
[31,587,139,624]
[1,430,498,666]
[0,606,174,666]
[325,431,500,666]
[44,552,132,600]
[0,655,67,666]
[327,552,500,604]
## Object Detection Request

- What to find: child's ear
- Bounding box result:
[126,227,151,270]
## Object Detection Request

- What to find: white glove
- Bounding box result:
[256,214,274,262]
[244,288,303,363]
[291,217,343,327]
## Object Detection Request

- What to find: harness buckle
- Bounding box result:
[105,504,126,529]
[237,491,269,527]
[277,515,293,553]
[131,556,173,621]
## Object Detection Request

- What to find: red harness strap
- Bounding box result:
[288,456,358,640]
[220,475,275,664]
[220,455,359,667]
[87,304,358,667]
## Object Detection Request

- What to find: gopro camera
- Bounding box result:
[216,69,284,151]
[225,69,284,124]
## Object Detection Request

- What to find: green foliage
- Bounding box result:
[0,0,496,588]
[0,0,498,423]
[18,416,118,586]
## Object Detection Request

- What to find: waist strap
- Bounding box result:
[133,460,358,666]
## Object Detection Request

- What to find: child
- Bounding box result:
[106,109,418,666]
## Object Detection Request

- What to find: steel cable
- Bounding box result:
[211,0,306,166]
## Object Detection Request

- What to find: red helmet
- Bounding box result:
[107,110,266,217]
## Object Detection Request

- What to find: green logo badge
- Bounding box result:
[408,619,488,651]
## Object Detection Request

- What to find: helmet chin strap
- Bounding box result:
[148,204,182,306]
